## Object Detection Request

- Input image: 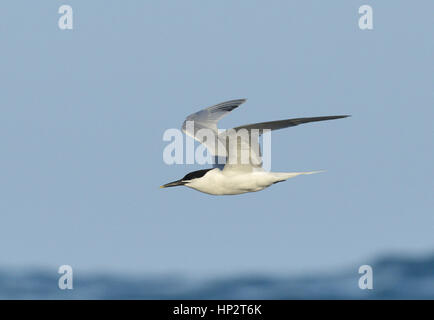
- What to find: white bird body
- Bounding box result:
[161,99,348,196]
[185,168,322,195]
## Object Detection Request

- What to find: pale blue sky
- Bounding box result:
[0,1,433,276]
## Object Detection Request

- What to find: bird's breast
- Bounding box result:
[187,171,275,195]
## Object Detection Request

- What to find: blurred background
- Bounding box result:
[0,1,433,299]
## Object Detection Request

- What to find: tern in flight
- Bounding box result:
[161,99,349,195]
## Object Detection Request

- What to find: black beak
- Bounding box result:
[160,179,186,188]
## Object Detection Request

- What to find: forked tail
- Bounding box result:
[273,170,325,183]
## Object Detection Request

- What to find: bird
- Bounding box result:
[160,99,349,195]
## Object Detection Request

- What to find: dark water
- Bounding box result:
[1,254,434,299]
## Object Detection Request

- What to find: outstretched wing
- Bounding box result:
[221,115,350,172]
[182,99,246,157]
[219,128,264,172]
[233,115,350,134]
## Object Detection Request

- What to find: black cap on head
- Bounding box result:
[161,168,213,188]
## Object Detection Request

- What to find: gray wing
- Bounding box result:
[233,115,350,134]
[182,99,247,157]
[221,115,350,172]
[219,128,264,172]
